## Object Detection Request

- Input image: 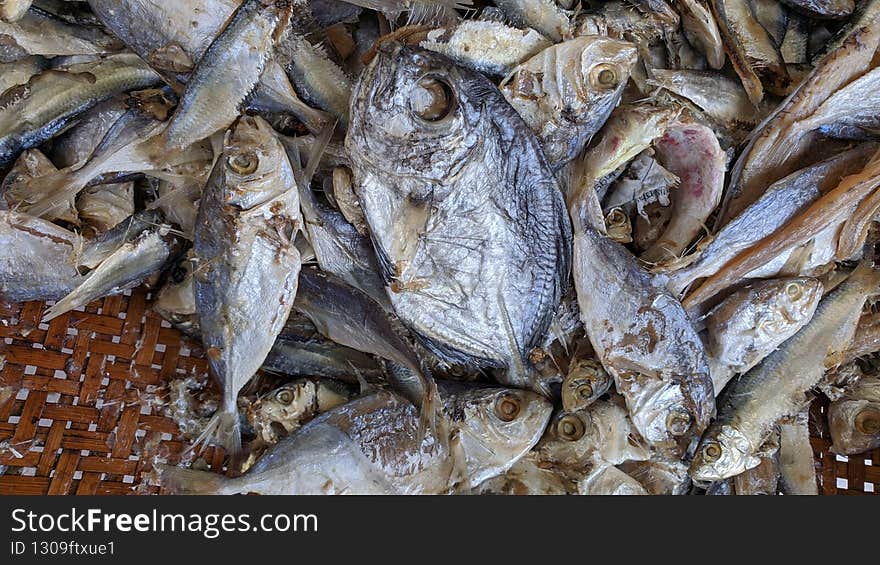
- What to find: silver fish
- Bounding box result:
[704,277,823,394]
[690,262,880,481]
[493,0,572,42]
[160,383,552,494]
[346,44,571,390]
[500,36,638,170]
[573,228,714,454]
[42,225,182,322]
[194,115,302,457]
[163,0,290,149]
[0,53,161,167]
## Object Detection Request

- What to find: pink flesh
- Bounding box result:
[643,123,725,261]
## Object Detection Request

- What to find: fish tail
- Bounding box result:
[157,464,229,495]
[193,402,242,460]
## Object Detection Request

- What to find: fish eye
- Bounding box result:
[590,64,620,90]
[785,282,803,300]
[494,393,521,422]
[275,388,295,405]
[411,76,455,123]
[854,407,880,435]
[702,441,723,462]
[227,151,259,175]
[577,382,594,399]
[556,414,586,441]
[605,208,628,227]
[170,264,188,284]
[665,409,692,436]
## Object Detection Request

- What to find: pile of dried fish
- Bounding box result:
[2,0,880,495]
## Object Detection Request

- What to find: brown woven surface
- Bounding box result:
[0,290,875,495]
[0,288,225,495]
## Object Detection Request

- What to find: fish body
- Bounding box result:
[0,54,161,167]
[346,44,571,389]
[690,262,880,481]
[704,277,823,393]
[163,0,289,149]
[0,210,82,301]
[573,229,714,453]
[194,116,303,456]
[161,384,552,494]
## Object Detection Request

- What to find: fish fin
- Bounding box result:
[192,405,242,461]
[416,376,447,452]
[157,464,229,495]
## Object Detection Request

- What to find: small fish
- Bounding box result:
[500,36,638,169]
[828,376,880,455]
[719,16,880,224]
[263,331,386,383]
[690,262,880,481]
[420,20,552,78]
[162,0,290,150]
[0,54,162,167]
[0,210,82,302]
[153,251,199,336]
[573,228,714,454]
[685,149,880,309]
[346,44,571,390]
[159,383,552,494]
[704,277,823,394]
[42,225,183,322]
[194,115,303,457]
[561,358,613,412]
[294,266,440,437]
[248,379,355,444]
[536,400,650,468]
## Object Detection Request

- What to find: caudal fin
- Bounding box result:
[157,464,229,495]
[192,406,242,461]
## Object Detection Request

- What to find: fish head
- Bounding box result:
[562,358,612,411]
[619,372,703,453]
[538,401,649,466]
[448,386,552,485]
[561,36,637,111]
[254,381,318,434]
[218,115,296,211]
[689,424,761,482]
[348,42,484,186]
[770,277,823,325]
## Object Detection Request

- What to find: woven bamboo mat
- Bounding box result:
[0,289,875,495]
